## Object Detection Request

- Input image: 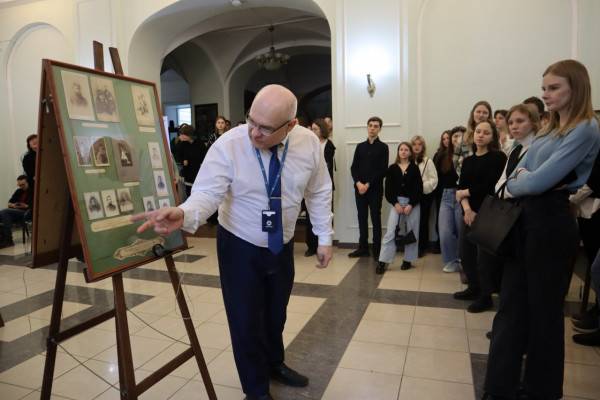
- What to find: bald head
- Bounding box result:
[250,84,297,126]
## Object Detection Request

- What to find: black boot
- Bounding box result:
[376,262,386,274]
[400,261,412,270]
[453,287,479,301]
[467,296,493,313]
[348,247,369,258]
[573,330,600,347]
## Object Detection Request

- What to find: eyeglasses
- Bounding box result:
[246,113,291,136]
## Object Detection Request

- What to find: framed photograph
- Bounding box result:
[101,189,120,218]
[131,85,155,126]
[90,76,119,122]
[61,70,95,121]
[153,170,169,197]
[116,188,134,213]
[158,198,170,209]
[148,142,163,169]
[143,196,156,212]
[83,192,104,220]
[111,139,139,182]
[92,137,110,167]
[74,136,93,167]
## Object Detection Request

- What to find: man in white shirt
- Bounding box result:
[134,84,333,400]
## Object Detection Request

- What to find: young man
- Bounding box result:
[0,175,33,248]
[349,117,389,259]
[133,85,333,400]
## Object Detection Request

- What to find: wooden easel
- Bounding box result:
[39,42,217,400]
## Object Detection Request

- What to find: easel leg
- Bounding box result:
[113,274,137,400]
[0,313,4,327]
[40,202,74,400]
[165,255,217,400]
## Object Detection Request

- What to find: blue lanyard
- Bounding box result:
[255,139,289,201]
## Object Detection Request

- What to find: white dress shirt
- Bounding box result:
[179,124,334,247]
[495,134,534,199]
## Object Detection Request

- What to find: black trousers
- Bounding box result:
[355,185,383,251]
[579,211,600,266]
[418,193,434,254]
[302,200,318,252]
[216,226,295,396]
[485,192,578,399]
[460,223,503,297]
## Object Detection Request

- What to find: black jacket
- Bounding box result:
[324,139,336,190]
[384,163,423,206]
[173,140,207,184]
[8,188,33,209]
[351,137,388,189]
[22,150,36,184]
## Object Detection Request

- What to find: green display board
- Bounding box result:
[33,60,186,282]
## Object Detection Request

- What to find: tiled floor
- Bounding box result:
[0,235,599,399]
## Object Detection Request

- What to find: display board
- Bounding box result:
[33,60,186,282]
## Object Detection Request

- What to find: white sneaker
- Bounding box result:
[443,261,460,273]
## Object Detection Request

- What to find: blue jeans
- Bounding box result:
[0,208,26,241]
[438,188,463,265]
[379,198,420,264]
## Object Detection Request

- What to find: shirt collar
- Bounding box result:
[516,133,534,149]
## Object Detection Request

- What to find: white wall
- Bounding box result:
[1,0,599,245]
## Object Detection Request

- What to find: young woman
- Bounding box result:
[411,135,438,257]
[453,120,507,313]
[22,134,38,187]
[206,115,227,148]
[304,119,336,256]
[455,101,492,176]
[484,60,600,400]
[494,109,514,155]
[434,129,462,272]
[377,142,423,274]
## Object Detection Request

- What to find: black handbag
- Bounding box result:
[395,221,417,247]
[466,182,521,257]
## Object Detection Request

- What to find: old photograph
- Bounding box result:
[101,189,120,218]
[158,198,170,209]
[148,142,163,169]
[92,137,110,167]
[90,76,119,122]
[83,192,104,220]
[131,85,155,126]
[116,188,134,212]
[61,70,95,121]
[142,195,156,212]
[153,170,169,197]
[73,136,93,167]
[112,138,139,182]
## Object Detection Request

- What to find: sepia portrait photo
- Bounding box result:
[90,76,119,122]
[116,188,134,213]
[74,136,93,167]
[131,85,155,126]
[158,198,170,209]
[92,137,110,167]
[101,189,120,218]
[148,142,163,169]
[61,70,95,121]
[112,138,139,182]
[142,196,156,212]
[117,141,133,167]
[153,170,169,197]
[83,192,104,220]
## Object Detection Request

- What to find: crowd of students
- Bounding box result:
[347,59,600,400]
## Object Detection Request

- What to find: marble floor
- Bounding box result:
[0,235,599,400]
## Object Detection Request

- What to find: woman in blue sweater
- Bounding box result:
[484,60,600,400]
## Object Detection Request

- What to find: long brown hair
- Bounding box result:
[395,142,414,164]
[311,118,331,139]
[465,100,493,144]
[436,130,454,173]
[471,120,500,153]
[540,59,597,137]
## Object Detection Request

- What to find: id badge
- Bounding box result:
[262,210,278,232]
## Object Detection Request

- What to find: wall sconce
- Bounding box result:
[366,74,376,97]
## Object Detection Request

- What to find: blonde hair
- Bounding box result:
[507,103,540,133]
[410,135,427,163]
[540,59,597,137]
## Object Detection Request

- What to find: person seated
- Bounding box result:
[0,175,33,248]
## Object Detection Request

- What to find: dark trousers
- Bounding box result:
[485,192,578,399]
[355,186,383,251]
[0,208,26,241]
[216,226,295,396]
[460,223,503,297]
[302,200,318,252]
[418,193,434,254]
[579,211,600,266]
